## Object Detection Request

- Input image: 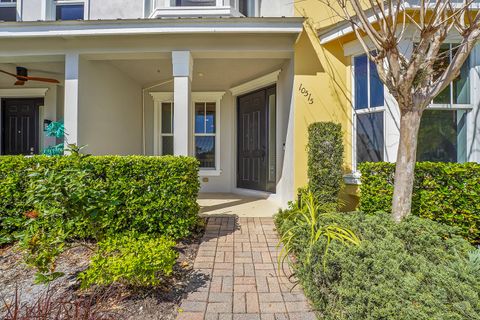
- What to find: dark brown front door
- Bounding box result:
[237,86,276,192]
[1,98,42,155]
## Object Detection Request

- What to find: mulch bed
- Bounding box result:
[0,223,206,320]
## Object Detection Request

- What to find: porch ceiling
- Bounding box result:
[109,58,287,90]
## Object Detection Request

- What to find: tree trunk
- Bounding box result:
[391,108,423,222]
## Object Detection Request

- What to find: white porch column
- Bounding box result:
[172,51,193,156]
[64,53,80,147]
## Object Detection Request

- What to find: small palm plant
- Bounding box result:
[278,190,360,271]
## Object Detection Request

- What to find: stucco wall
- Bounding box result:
[292,28,352,193]
[78,59,142,155]
[89,0,144,19]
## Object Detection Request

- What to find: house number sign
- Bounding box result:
[299,83,314,105]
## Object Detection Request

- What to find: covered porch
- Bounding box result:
[0,18,302,206]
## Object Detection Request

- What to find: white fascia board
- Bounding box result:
[319,2,480,45]
[0,18,304,38]
[319,12,384,45]
[149,6,241,18]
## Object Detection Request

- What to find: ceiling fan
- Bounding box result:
[0,67,60,86]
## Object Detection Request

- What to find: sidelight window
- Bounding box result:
[160,102,174,156]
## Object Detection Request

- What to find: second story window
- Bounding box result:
[238,0,255,17]
[55,0,84,21]
[172,0,216,6]
[0,0,16,22]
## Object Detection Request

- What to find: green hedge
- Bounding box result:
[277,211,480,320]
[307,122,344,204]
[359,162,480,244]
[0,155,200,245]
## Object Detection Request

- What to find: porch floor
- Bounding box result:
[198,193,281,218]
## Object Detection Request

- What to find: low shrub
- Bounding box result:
[0,155,199,282]
[277,211,480,320]
[359,162,480,244]
[0,155,200,246]
[307,122,344,204]
[79,233,178,288]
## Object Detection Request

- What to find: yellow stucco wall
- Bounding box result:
[293,0,359,209]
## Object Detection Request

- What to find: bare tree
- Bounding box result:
[320,0,480,221]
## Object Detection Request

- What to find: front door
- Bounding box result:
[1,98,42,155]
[237,86,276,192]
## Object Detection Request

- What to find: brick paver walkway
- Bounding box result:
[178,217,316,320]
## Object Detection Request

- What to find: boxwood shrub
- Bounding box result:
[276,211,480,320]
[359,162,480,244]
[0,155,200,245]
[307,122,344,204]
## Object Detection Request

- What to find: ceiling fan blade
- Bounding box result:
[0,69,19,78]
[23,76,60,84]
[14,80,25,86]
[28,68,63,76]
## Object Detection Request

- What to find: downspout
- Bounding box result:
[142,79,173,155]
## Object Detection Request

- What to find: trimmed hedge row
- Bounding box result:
[307,122,344,204]
[359,162,480,244]
[0,155,200,245]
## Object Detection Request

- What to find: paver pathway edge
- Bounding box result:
[177,217,316,320]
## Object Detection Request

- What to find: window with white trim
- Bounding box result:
[194,102,216,169]
[192,92,223,173]
[418,43,470,163]
[55,0,84,20]
[160,102,174,155]
[353,53,385,165]
[0,0,16,22]
[352,47,471,167]
[152,93,175,156]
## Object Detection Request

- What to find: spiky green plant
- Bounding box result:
[278,191,360,270]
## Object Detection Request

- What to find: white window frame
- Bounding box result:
[351,46,474,171]
[430,43,473,110]
[151,92,174,156]
[192,92,224,176]
[351,53,387,172]
[0,0,16,7]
